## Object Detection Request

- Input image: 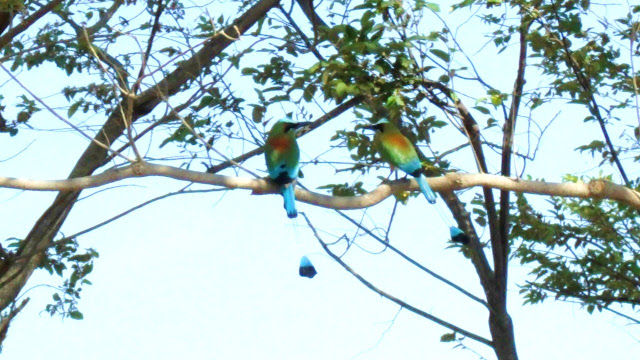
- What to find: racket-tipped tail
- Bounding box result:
[450,226,470,244]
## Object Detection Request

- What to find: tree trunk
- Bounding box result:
[489,305,518,360]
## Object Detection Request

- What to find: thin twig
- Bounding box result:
[166,101,261,178]
[133,0,165,94]
[334,209,489,308]
[301,213,494,348]
[58,187,223,242]
[0,64,134,162]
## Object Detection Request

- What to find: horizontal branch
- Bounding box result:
[1,162,639,210]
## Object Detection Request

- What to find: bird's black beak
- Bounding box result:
[292,121,312,129]
[284,121,312,133]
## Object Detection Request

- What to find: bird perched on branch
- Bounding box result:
[364,119,437,203]
[364,118,469,244]
[264,117,310,218]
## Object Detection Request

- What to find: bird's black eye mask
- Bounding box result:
[363,123,385,132]
[283,122,311,133]
[283,123,296,132]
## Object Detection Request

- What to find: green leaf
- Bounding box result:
[575,140,605,156]
[68,102,81,118]
[424,2,440,12]
[69,310,84,320]
[440,332,456,342]
[303,84,317,102]
[16,111,30,123]
[69,254,92,262]
[473,106,490,115]
[251,106,265,123]
[335,82,348,97]
[241,67,258,75]
[430,49,450,63]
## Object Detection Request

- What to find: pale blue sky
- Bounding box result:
[0,1,639,359]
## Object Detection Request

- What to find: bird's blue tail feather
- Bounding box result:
[282,184,298,218]
[416,174,437,204]
[450,226,470,244]
[299,255,317,278]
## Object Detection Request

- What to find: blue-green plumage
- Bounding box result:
[265,117,310,218]
[450,226,470,244]
[365,119,469,244]
[368,119,437,204]
[299,255,317,278]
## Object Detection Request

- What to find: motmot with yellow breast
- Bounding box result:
[364,119,469,244]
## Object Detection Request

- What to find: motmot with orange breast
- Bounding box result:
[364,119,469,244]
[265,117,311,218]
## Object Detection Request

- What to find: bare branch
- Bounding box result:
[497,19,531,297]
[86,0,124,35]
[60,188,222,242]
[1,163,638,210]
[334,209,489,308]
[133,0,165,94]
[301,213,494,348]
[0,298,29,346]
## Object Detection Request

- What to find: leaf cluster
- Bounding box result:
[512,180,640,311]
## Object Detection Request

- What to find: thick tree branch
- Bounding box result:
[422,80,502,253]
[0,298,29,346]
[497,19,531,300]
[2,163,638,210]
[0,0,64,49]
[439,191,495,285]
[416,81,500,311]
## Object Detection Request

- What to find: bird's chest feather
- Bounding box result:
[382,133,412,152]
[267,136,293,152]
[376,132,419,170]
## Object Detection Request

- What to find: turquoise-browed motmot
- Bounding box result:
[364,119,469,244]
[366,119,437,203]
[265,117,310,218]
